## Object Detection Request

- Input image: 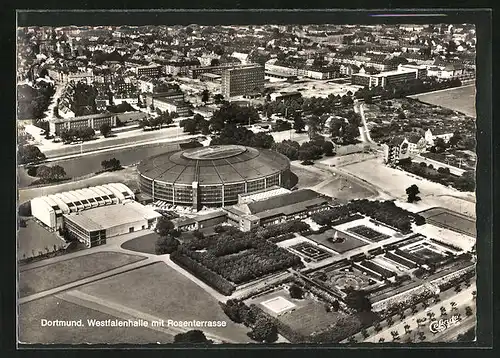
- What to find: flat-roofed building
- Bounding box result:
[30,183,136,230]
[136,64,163,77]
[49,112,118,136]
[173,210,228,232]
[221,64,265,99]
[351,66,421,89]
[224,189,331,231]
[63,201,162,247]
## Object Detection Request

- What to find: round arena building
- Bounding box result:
[137,145,291,209]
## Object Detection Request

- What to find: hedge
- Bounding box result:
[170,251,236,295]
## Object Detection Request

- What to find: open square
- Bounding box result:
[305,229,368,253]
[261,296,296,314]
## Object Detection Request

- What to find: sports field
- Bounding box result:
[19,252,146,298]
[410,85,476,118]
[419,207,476,237]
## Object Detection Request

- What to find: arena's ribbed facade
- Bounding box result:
[137,145,291,209]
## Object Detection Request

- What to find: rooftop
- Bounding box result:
[64,201,162,232]
[240,189,325,215]
[51,111,116,124]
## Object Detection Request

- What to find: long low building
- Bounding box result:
[49,112,118,136]
[63,200,162,247]
[30,183,136,230]
[224,188,332,231]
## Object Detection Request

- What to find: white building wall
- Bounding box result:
[30,199,57,229]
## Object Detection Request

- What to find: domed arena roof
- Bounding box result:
[137,145,290,185]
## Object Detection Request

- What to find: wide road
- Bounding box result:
[41,126,193,159]
[19,141,184,188]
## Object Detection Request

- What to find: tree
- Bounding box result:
[201,89,210,104]
[404,324,411,335]
[293,116,305,133]
[101,158,121,171]
[18,145,46,164]
[322,141,335,156]
[249,317,278,343]
[406,184,420,203]
[155,235,180,254]
[434,137,448,152]
[440,306,447,316]
[210,58,220,66]
[344,289,372,312]
[50,165,66,179]
[391,330,400,341]
[448,130,462,147]
[289,283,304,299]
[213,93,224,104]
[465,306,473,317]
[156,217,176,237]
[174,330,211,344]
[99,123,112,138]
[472,290,477,301]
[450,301,458,312]
[427,311,436,321]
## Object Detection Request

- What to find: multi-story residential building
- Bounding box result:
[145,91,185,108]
[135,64,163,77]
[112,77,136,94]
[382,135,426,164]
[221,64,265,99]
[47,68,95,85]
[188,64,239,79]
[153,98,190,116]
[49,112,118,136]
[163,59,201,76]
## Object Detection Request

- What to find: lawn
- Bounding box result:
[278,300,345,336]
[77,262,252,343]
[290,164,327,188]
[410,85,476,118]
[19,251,146,298]
[419,208,476,237]
[306,229,368,253]
[121,232,159,254]
[18,295,174,344]
[17,219,64,260]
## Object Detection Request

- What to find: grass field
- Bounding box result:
[78,262,251,343]
[410,85,476,118]
[18,166,139,202]
[278,300,345,336]
[290,164,328,188]
[306,229,368,253]
[121,232,159,254]
[419,207,476,237]
[18,142,181,188]
[17,219,64,260]
[18,295,174,344]
[19,252,146,298]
